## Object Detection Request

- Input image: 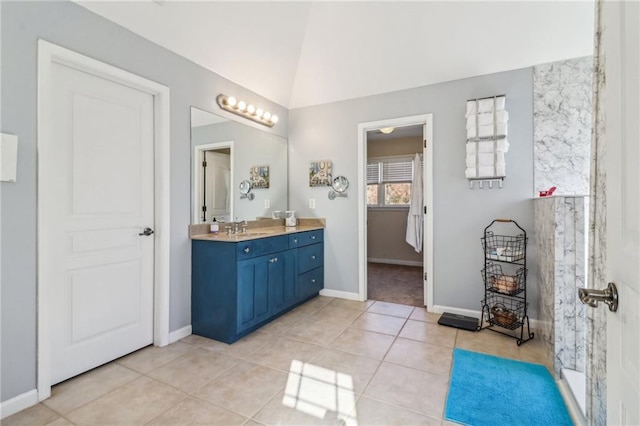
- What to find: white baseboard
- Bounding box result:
[319,289,363,301]
[432,304,481,318]
[0,389,39,420]
[168,325,192,344]
[368,258,423,267]
[431,304,542,329]
[557,378,586,426]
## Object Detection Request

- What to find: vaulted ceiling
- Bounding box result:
[76,1,595,109]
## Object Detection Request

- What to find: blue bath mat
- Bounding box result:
[445,348,572,426]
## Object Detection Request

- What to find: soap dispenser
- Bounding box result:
[210,218,219,234]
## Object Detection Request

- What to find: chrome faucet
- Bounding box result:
[229,220,248,234]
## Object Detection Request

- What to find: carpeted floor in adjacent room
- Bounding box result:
[367,262,423,307]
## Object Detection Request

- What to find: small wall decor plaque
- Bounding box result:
[250,165,270,189]
[309,160,332,187]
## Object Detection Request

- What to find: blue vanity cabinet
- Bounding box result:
[192,229,324,344]
[291,229,325,302]
[236,249,296,333]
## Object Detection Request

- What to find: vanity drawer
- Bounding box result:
[297,267,324,300]
[298,243,324,274]
[236,235,288,260]
[289,229,323,248]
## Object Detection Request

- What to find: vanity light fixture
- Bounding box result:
[217,94,278,128]
[379,127,395,134]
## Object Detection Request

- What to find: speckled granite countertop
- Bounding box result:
[189,218,325,242]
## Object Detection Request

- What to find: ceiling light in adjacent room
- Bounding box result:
[379,127,395,134]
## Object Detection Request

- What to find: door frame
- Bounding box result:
[36,40,171,400]
[192,141,234,224]
[357,113,434,309]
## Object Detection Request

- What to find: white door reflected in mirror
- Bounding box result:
[191,106,288,223]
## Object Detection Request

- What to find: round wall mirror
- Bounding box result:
[239,180,255,200]
[332,176,349,193]
[239,180,252,195]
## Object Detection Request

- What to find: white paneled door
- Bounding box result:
[41,61,155,385]
[604,1,640,424]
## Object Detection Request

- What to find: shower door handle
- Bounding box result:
[578,282,618,312]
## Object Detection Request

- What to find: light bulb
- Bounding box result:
[255,108,264,118]
[237,101,247,111]
[227,96,237,107]
[263,112,271,120]
[271,115,279,124]
[247,104,256,114]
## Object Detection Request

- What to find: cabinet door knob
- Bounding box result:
[293,239,297,243]
[311,235,316,240]
[311,255,316,260]
[243,247,250,253]
[311,279,316,283]
[274,257,278,262]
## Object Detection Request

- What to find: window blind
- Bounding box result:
[368,157,415,184]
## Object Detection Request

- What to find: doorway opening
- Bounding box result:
[193,142,233,223]
[366,125,424,306]
[357,114,433,309]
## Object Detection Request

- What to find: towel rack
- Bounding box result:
[465,95,508,189]
[466,94,506,102]
[468,177,504,189]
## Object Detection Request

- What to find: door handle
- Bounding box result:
[138,227,154,236]
[578,282,618,312]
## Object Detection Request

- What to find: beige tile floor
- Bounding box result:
[4,297,547,426]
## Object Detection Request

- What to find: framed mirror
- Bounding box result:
[191,107,288,223]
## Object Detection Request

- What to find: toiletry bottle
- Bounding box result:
[210,218,219,234]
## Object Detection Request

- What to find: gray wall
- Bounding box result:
[289,68,538,316]
[0,1,287,402]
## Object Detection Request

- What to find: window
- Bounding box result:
[367,156,417,207]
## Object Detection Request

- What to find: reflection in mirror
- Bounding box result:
[239,180,255,200]
[191,107,288,223]
[328,175,349,200]
[332,176,349,193]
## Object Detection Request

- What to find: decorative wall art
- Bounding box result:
[309,160,332,186]
[250,165,270,189]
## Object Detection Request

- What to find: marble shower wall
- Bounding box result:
[534,196,588,377]
[534,56,593,196]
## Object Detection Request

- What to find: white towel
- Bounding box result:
[465,164,506,179]
[405,154,423,253]
[466,111,509,129]
[466,140,510,154]
[466,152,506,168]
[467,123,508,139]
[466,97,506,116]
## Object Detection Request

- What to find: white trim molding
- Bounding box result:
[319,289,362,301]
[37,40,171,401]
[357,114,434,307]
[0,390,39,420]
[368,258,423,267]
[192,141,235,224]
[168,325,192,344]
